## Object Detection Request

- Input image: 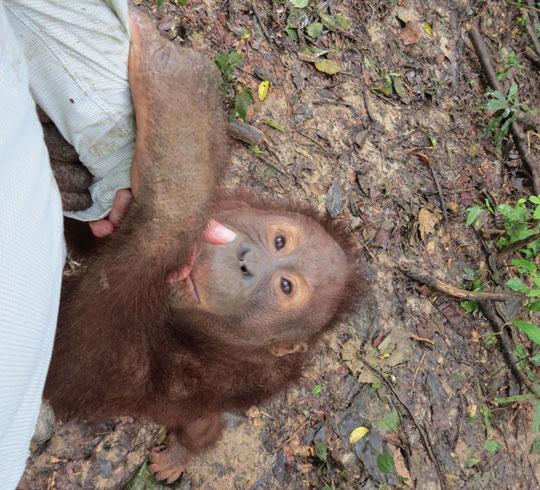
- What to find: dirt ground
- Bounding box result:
[20,0,540,489]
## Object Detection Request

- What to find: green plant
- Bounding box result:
[484,83,531,151]
[467,195,540,343]
[283,2,352,42]
[215,51,243,82]
[467,194,540,451]
[461,267,483,313]
[234,87,253,121]
[496,49,524,81]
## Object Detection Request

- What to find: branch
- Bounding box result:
[397,261,520,301]
[467,25,540,194]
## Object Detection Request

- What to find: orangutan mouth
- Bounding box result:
[186,274,201,304]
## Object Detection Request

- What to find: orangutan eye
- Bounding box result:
[275,235,286,250]
[280,277,292,295]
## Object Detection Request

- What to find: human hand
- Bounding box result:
[88,189,133,238]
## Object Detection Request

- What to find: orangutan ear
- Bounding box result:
[268,342,309,357]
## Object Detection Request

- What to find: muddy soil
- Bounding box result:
[21,0,540,489]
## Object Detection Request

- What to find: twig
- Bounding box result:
[360,359,448,490]
[525,46,540,68]
[410,334,435,345]
[228,120,264,146]
[524,1,540,59]
[498,231,540,257]
[275,418,310,450]
[528,0,540,25]
[468,25,540,194]
[227,0,235,21]
[416,153,449,230]
[251,2,273,45]
[479,301,540,399]
[398,261,520,301]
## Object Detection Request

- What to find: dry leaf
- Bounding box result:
[389,444,413,486]
[418,207,438,240]
[314,59,341,75]
[399,22,421,45]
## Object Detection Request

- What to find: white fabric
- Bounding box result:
[1,1,132,487]
[5,0,134,221]
[0,2,65,487]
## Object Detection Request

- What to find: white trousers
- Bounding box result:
[0,1,132,487]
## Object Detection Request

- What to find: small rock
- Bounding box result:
[32,400,56,446]
[325,180,344,219]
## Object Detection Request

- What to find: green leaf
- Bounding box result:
[508,82,518,98]
[264,119,285,132]
[528,301,540,312]
[334,13,352,31]
[262,167,276,178]
[289,0,308,7]
[375,409,400,432]
[529,195,540,205]
[514,320,540,346]
[466,206,483,226]
[486,98,508,113]
[234,89,253,120]
[248,144,262,154]
[306,22,323,38]
[486,89,506,101]
[215,51,243,81]
[533,400,540,434]
[465,455,481,468]
[532,436,540,454]
[315,441,327,461]
[512,258,537,273]
[528,289,540,297]
[287,9,308,29]
[534,206,540,220]
[377,453,395,474]
[515,343,529,368]
[312,384,321,396]
[461,300,479,313]
[505,277,529,293]
[157,0,167,7]
[480,406,493,433]
[483,439,501,453]
[177,0,187,5]
[285,27,298,40]
[463,267,477,281]
[319,13,351,32]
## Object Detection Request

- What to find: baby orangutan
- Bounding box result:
[44,8,360,484]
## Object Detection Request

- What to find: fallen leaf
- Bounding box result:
[418,207,438,240]
[315,59,341,75]
[389,444,412,486]
[319,12,351,32]
[396,7,420,24]
[264,119,285,132]
[349,427,369,445]
[307,22,323,38]
[399,22,421,45]
[258,80,270,101]
[325,180,344,218]
[421,22,433,37]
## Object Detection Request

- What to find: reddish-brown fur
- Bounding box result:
[44,8,362,482]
